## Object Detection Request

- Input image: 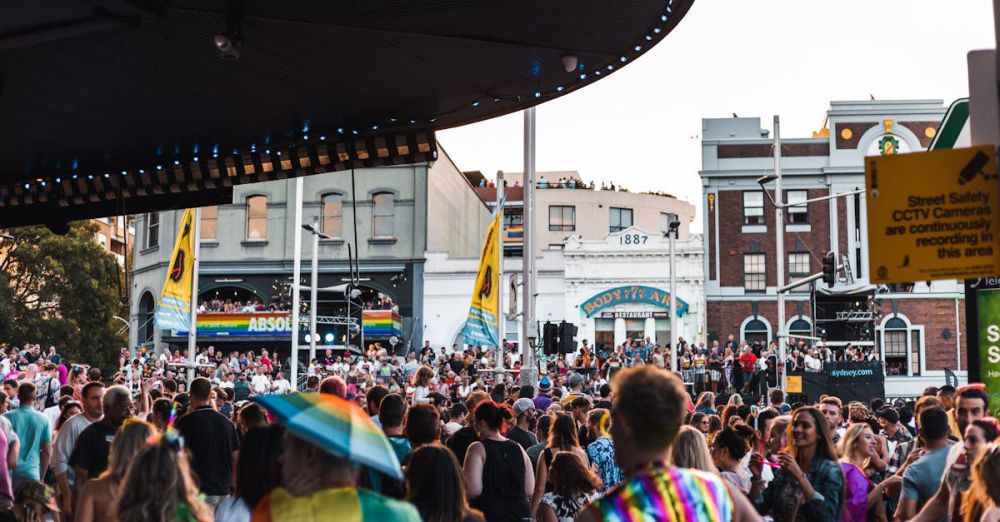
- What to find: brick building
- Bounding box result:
[700,100,967,396]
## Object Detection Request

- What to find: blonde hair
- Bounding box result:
[964,445,1000,522]
[104,420,155,487]
[115,441,213,522]
[669,425,718,473]
[694,392,716,411]
[838,423,871,467]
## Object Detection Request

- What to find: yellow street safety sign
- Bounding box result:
[866,146,1000,284]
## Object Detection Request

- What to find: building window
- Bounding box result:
[138,292,156,346]
[883,317,907,376]
[660,212,679,236]
[609,207,633,233]
[743,253,766,292]
[743,192,764,225]
[786,190,808,224]
[372,192,395,238]
[549,205,576,231]
[788,318,812,344]
[322,193,343,238]
[246,195,267,240]
[743,318,769,346]
[788,252,810,292]
[200,206,218,241]
[144,212,159,249]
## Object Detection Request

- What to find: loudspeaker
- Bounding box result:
[543,322,559,355]
[558,321,577,354]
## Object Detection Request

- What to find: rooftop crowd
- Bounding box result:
[0,338,997,522]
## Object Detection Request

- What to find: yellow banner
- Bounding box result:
[462,208,502,346]
[154,209,196,331]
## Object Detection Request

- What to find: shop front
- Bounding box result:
[579,284,691,351]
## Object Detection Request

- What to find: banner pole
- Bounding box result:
[187,207,201,385]
[496,171,505,384]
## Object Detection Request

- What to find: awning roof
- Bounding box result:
[0,0,693,228]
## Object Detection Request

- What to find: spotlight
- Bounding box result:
[324,333,335,344]
[214,32,241,60]
[561,55,578,73]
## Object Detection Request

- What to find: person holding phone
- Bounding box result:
[749,406,844,522]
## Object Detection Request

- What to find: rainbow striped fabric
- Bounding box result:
[508,223,524,238]
[177,312,293,337]
[254,392,403,479]
[361,310,401,337]
[582,464,733,522]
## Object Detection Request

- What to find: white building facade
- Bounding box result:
[423,228,704,352]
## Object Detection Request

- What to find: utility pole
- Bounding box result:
[773,116,787,394]
[290,177,303,391]
[521,107,538,389]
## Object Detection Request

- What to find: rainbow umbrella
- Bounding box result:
[254,392,402,479]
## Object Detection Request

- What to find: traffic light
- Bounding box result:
[543,322,559,355]
[558,321,578,354]
[822,252,837,288]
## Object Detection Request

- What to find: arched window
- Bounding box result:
[788,318,812,343]
[882,316,911,376]
[246,195,267,240]
[138,292,156,345]
[372,192,394,238]
[743,318,769,346]
[322,193,343,238]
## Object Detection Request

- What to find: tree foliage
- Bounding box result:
[1,222,126,373]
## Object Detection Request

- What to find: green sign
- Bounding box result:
[975,287,1000,417]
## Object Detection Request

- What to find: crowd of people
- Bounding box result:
[0,338,998,522]
[197,299,288,314]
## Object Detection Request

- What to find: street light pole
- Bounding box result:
[309,216,319,365]
[290,177,303,391]
[496,170,505,384]
[521,107,538,389]
[773,115,787,395]
[668,219,679,373]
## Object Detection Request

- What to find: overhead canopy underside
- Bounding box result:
[0,0,693,227]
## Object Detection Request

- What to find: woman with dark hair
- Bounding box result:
[538,452,602,522]
[711,427,751,495]
[532,412,589,515]
[462,401,533,522]
[689,412,711,434]
[406,444,484,522]
[216,425,285,522]
[236,402,269,439]
[750,406,844,521]
[55,400,82,432]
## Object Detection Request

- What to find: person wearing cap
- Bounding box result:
[533,377,553,412]
[508,398,538,450]
[560,373,586,406]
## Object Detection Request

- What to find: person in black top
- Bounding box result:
[70,385,132,486]
[175,377,240,509]
[593,384,612,411]
[462,401,533,522]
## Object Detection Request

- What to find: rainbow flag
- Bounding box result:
[508,223,524,239]
[362,310,401,337]
[176,312,293,337]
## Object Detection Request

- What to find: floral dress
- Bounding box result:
[588,437,624,492]
[541,491,597,522]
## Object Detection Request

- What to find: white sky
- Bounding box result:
[438,0,996,232]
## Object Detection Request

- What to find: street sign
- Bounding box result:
[929,98,969,150]
[866,145,1000,284]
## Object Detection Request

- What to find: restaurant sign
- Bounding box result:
[581,285,689,318]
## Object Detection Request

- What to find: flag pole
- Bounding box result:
[187,207,201,385]
[495,171,505,384]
